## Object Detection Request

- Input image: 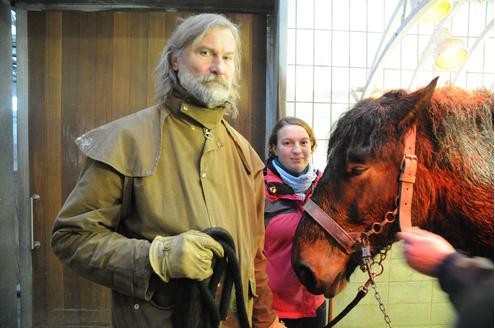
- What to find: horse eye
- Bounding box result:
[348,166,367,176]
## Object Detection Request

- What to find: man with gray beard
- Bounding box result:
[51,13,284,328]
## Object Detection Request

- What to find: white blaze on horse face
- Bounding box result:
[299,238,349,298]
[274,124,312,174]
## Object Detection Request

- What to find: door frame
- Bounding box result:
[0,3,18,328]
[13,1,287,327]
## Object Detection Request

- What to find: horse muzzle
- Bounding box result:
[292,254,348,298]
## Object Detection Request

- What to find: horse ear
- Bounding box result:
[399,76,439,130]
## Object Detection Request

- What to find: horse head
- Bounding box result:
[291,78,461,298]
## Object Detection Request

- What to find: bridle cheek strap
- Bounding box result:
[397,125,417,230]
[303,125,418,253]
[303,199,356,255]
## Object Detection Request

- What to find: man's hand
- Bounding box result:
[149,230,224,282]
[397,228,456,277]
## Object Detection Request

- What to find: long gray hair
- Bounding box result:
[154,13,241,111]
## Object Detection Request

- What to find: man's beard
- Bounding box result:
[177,63,232,108]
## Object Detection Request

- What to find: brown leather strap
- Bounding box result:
[303,126,418,253]
[397,126,417,230]
[303,199,356,254]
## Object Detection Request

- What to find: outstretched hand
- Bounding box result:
[396,228,456,277]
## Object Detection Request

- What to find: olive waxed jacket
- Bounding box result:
[51,94,276,327]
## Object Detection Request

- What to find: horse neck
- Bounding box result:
[415,166,493,258]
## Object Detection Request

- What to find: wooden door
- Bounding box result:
[28,10,267,327]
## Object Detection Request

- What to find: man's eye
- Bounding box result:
[199,50,210,56]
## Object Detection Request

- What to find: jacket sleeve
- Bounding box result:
[51,158,154,300]
[437,252,494,313]
[252,167,278,327]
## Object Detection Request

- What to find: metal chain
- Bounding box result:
[361,208,397,240]
[375,244,392,274]
[371,281,392,328]
[363,243,393,327]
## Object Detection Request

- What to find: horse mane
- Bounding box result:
[420,87,493,185]
[328,86,494,184]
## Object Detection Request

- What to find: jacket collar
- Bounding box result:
[75,90,263,178]
[264,159,296,195]
[166,87,228,130]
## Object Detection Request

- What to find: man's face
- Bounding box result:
[173,28,236,108]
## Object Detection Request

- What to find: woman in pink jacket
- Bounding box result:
[263,117,326,328]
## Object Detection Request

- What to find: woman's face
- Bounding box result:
[273,124,312,174]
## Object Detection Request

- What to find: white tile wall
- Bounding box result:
[285,0,494,171]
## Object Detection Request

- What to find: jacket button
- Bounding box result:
[133,304,140,310]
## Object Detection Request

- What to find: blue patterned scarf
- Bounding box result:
[272,158,317,199]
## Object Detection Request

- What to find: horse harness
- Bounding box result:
[303,126,418,328]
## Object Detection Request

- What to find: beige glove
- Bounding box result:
[149,230,224,282]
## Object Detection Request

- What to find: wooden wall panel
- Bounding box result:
[94,12,114,127]
[28,10,267,327]
[146,12,168,105]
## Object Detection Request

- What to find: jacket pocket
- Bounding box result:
[112,291,173,328]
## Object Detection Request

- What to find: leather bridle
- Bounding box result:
[303,125,418,255]
[303,126,418,328]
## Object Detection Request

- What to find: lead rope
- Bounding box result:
[203,227,250,328]
[324,282,370,327]
[172,227,249,328]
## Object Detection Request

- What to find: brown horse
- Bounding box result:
[292,78,494,298]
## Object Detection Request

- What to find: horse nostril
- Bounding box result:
[294,262,317,290]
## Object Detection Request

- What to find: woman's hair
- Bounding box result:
[268,116,317,157]
[154,13,241,107]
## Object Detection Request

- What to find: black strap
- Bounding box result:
[172,227,250,328]
[325,289,368,327]
[203,227,250,328]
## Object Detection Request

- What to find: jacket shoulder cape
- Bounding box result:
[75,105,264,177]
[75,105,166,177]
